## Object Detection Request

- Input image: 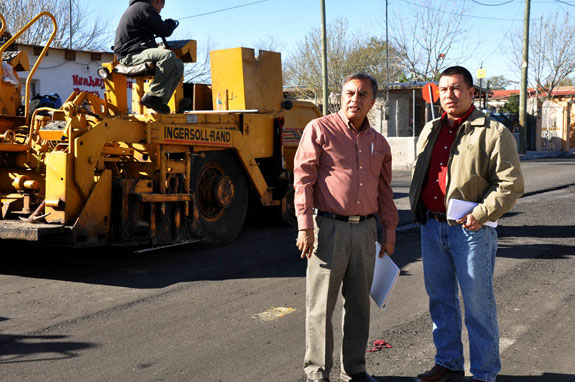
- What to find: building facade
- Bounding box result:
[13,44,130,104]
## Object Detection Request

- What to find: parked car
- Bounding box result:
[489,113,516,132]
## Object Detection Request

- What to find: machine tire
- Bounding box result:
[191,151,248,245]
[281,185,297,226]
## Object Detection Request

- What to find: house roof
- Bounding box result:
[490,89,521,100]
[490,86,575,100]
[544,86,575,97]
[15,43,112,55]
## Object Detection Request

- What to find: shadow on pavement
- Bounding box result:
[0,334,96,364]
[498,374,575,382]
[1,206,571,288]
[0,223,307,288]
[498,224,575,239]
[372,374,575,382]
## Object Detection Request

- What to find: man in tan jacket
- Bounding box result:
[409,66,524,382]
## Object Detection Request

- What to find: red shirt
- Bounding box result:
[421,106,475,212]
[294,111,398,243]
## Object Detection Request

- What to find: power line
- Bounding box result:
[472,0,514,5]
[100,0,274,36]
[482,1,523,61]
[448,0,573,2]
[555,0,575,6]
[177,0,272,21]
[400,0,540,21]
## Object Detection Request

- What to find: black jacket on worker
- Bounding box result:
[114,0,177,59]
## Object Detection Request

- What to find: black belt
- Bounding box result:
[314,209,375,224]
[427,210,447,222]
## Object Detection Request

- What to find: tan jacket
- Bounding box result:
[409,108,524,225]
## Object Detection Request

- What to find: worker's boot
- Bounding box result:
[141,94,170,114]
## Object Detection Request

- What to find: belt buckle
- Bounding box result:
[348,215,360,224]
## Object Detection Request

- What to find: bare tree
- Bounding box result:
[284,18,404,112]
[184,38,216,84]
[510,11,575,99]
[392,0,471,81]
[183,36,285,85]
[0,0,108,50]
[252,35,285,54]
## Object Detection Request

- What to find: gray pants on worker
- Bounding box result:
[120,47,184,104]
[304,215,377,381]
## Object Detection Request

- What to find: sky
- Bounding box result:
[92,0,575,88]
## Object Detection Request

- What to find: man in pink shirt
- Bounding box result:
[294,72,398,382]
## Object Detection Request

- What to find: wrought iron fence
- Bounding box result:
[541,100,563,151]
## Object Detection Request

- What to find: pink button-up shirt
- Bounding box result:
[294,111,398,243]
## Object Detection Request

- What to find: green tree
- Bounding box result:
[502,94,519,114]
[486,75,512,90]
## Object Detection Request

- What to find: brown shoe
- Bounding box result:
[417,364,464,382]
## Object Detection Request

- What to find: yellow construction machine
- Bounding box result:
[0,12,320,248]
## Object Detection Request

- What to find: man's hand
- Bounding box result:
[380,242,395,257]
[457,213,483,231]
[165,18,179,29]
[297,229,314,259]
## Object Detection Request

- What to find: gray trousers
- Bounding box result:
[304,215,377,381]
[120,48,184,104]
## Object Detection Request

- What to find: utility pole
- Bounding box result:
[69,0,73,49]
[519,0,531,154]
[320,0,328,116]
[385,0,389,101]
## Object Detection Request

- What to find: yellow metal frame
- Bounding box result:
[0,16,322,245]
[0,14,5,37]
[0,12,58,124]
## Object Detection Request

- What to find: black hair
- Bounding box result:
[342,72,378,100]
[440,66,474,88]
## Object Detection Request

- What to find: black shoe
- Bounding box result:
[417,364,464,382]
[307,378,330,382]
[349,371,378,382]
[141,94,170,114]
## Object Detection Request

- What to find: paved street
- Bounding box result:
[1,156,574,381]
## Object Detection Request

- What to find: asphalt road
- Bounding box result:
[0,157,574,382]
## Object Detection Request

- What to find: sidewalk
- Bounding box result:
[519,149,575,161]
[391,150,575,230]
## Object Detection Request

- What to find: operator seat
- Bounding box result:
[98,40,196,115]
[97,61,155,79]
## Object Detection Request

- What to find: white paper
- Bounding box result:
[370,242,400,310]
[446,199,497,228]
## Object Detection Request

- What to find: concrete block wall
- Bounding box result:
[387,136,418,169]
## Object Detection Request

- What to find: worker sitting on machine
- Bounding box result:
[114,0,183,114]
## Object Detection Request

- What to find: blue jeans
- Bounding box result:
[421,219,500,382]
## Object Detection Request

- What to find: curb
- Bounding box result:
[520,150,575,161]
